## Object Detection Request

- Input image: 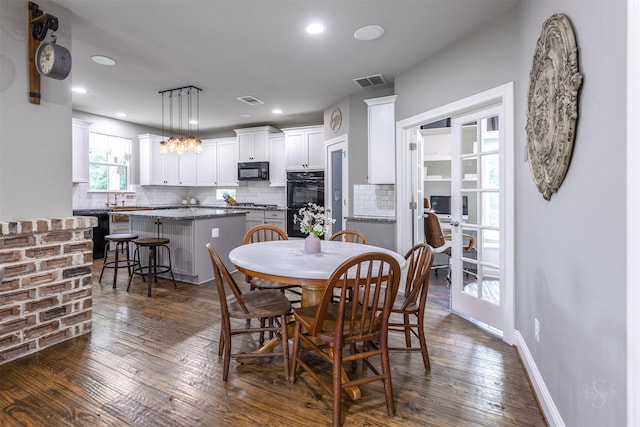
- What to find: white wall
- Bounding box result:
[395,1,626,425]
[0,0,72,221]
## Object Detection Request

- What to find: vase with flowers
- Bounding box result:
[293,202,335,253]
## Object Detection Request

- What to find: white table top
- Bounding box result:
[228,240,406,283]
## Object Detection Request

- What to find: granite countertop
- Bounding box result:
[112,207,249,220]
[345,216,396,223]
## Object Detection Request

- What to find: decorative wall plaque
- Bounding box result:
[330,107,342,133]
[526,14,582,200]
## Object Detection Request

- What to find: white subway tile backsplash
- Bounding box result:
[353,184,395,217]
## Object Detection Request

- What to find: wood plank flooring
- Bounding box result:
[0,259,547,426]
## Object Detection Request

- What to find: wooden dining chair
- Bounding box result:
[290,252,401,427]
[243,224,302,304]
[388,242,435,371]
[424,211,475,283]
[206,243,291,382]
[328,229,368,244]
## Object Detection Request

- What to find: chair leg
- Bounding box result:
[280,313,289,380]
[289,321,302,383]
[331,346,343,427]
[417,312,431,372]
[379,337,396,417]
[403,313,412,347]
[98,241,110,283]
[222,326,232,383]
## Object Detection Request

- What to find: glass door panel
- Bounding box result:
[451,108,504,333]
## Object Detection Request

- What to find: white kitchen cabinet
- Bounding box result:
[72,119,91,183]
[139,133,191,186]
[195,140,218,186]
[245,211,264,232]
[216,138,239,186]
[283,125,325,170]
[263,210,285,231]
[245,209,286,234]
[268,133,286,186]
[364,95,397,184]
[195,137,238,186]
[235,126,278,162]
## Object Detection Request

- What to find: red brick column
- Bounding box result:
[0,216,96,364]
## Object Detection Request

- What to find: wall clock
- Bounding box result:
[525,14,582,201]
[35,41,72,80]
[330,107,342,133]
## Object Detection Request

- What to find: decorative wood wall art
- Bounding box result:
[525,14,582,200]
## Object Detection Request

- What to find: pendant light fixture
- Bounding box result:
[159,85,203,155]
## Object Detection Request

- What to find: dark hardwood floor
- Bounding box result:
[0,258,547,426]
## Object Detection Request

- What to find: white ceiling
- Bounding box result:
[52,0,517,135]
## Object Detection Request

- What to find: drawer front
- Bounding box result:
[264,210,285,220]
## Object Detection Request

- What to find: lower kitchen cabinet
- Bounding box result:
[245,210,286,234]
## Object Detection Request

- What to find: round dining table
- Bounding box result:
[228,239,406,307]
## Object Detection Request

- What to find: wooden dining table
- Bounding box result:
[228,239,406,400]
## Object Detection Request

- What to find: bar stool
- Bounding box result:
[127,237,177,297]
[99,233,139,289]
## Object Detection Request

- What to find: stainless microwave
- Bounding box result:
[238,161,269,181]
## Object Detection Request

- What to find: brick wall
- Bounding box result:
[0,216,96,365]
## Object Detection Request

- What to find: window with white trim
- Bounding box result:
[89,132,132,191]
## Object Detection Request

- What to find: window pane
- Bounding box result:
[89,132,131,190]
[481,192,499,227]
[89,164,108,190]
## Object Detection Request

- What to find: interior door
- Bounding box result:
[450,105,504,331]
[325,137,347,236]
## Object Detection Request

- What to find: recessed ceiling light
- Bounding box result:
[115,112,127,118]
[91,55,116,66]
[354,25,385,41]
[272,108,283,115]
[306,23,325,35]
[72,87,87,94]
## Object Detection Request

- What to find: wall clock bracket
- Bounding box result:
[28,2,60,105]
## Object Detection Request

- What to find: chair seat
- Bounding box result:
[293,303,380,342]
[134,237,170,246]
[105,233,138,241]
[227,289,291,320]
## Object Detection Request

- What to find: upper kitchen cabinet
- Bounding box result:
[72,119,91,183]
[216,138,239,186]
[268,133,286,186]
[195,140,218,186]
[139,133,193,186]
[365,95,397,184]
[235,126,279,162]
[195,137,239,187]
[283,125,324,170]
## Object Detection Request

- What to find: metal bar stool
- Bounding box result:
[127,237,177,297]
[99,233,139,289]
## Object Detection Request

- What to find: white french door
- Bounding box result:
[450,105,504,332]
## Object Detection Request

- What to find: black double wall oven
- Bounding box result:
[286,171,325,238]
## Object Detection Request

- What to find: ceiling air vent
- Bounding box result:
[237,95,264,106]
[353,74,387,88]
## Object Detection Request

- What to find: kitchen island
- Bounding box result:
[116,208,248,284]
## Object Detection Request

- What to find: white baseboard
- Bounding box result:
[513,330,565,427]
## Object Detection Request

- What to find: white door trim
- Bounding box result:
[395,82,515,344]
[325,134,348,234]
[627,1,639,425]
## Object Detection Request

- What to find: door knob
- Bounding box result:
[449,220,460,227]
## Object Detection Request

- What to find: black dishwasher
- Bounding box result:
[72,209,111,259]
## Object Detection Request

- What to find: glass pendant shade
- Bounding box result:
[159,86,203,155]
